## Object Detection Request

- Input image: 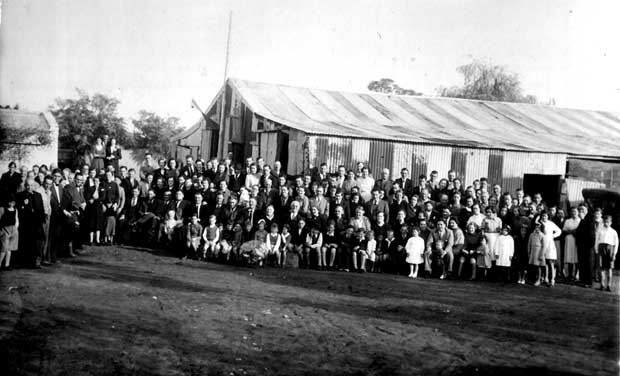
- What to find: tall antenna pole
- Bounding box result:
[218,10,232,159]
[223,10,232,83]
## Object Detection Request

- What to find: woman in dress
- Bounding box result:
[538,211,562,286]
[91,137,106,173]
[528,223,546,286]
[481,206,502,270]
[461,222,481,280]
[0,195,19,269]
[84,175,105,245]
[562,207,581,281]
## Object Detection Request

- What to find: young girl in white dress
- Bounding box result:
[405,227,425,278]
[494,225,514,282]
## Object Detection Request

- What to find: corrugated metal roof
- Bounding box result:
[0,109,51,132]
[226,78,620,159]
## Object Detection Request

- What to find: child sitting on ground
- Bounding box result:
[430,239,445,278]
[219,221,235,262]
[351,229,366,272]
[321,222,339,270]
[161,210,181,246]
[231,223,244,263]
[360,230,377,272]
[185,214,203,259]
[202,215,220,260]
[265,223,282,266]
[278,224,291,268]
[303,227,323,269]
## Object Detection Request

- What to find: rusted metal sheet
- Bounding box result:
[368,141,394,177]
[487,150,504,185]
[392,143,414,179]
[450,147,468,181]
[224,79,620,159]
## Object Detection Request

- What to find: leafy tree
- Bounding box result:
[49,89,131,149]
[132,110,182,157]
[438,59,537,104]
[368,78,422,96]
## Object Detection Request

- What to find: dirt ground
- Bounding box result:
[0,245,618,376]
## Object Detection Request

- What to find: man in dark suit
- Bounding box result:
[190,192,209,225]
[153,159,168,183]
[366,189,390,225]
[373,168,394,202]
[180,155,196,178]
[137,189,163,242]
[228,164,246,193]
[46,171,64,264]
[61,173,86,257]
[222,195,242,225]
[160,191,174,215]
[17,178,46,268]
[312,163,330,184]
[412,174,429,198]
[394,168,414,198]
[274,187,293,224]
[119,187,142,244]
[260,165,279,188]
[123,168,141,198]
[329,189,350,220]
[172,190,191,222]
[242,198,260,230]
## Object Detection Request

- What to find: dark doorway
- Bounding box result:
[230,142,245,165]
[277,131,289,173]
[523,174,562,207]
[210,130,219,159]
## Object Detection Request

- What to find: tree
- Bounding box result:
[49,89,132,149]
[368,78,422,96]
[132,110,182,157]
[438,59,537,104]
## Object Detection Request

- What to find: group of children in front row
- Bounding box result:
[157,208,618,289]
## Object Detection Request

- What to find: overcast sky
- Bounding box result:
[1,0,619,129]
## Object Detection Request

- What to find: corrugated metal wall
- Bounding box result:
[305,135,567,192]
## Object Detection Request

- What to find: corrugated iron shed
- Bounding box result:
[228,79,620,159]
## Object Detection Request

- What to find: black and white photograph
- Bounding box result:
[0,0,618,375]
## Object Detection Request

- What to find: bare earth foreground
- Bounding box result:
[0,246,617,376]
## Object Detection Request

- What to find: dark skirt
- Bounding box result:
[85,202,105,231]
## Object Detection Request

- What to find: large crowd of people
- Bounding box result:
[0,138,617,292]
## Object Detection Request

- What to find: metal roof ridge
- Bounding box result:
[227,77,620,114]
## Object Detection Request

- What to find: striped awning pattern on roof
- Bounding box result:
[227,79,620,159]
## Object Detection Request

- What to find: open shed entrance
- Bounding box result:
[523,174,562,207]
